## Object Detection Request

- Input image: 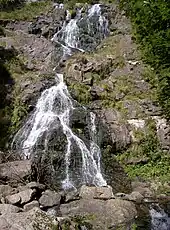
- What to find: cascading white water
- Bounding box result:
[89,112,106,186]
[52,4,109,56]
[52,8,83,56]
[88,4,109,37]
[150,205,170,230]
[12,74,106,189]
[12,4,108,189]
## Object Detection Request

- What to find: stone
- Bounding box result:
[94,186,114,199]
[60,198,137,229]
[132,183,153,198]
[24,200,39,211]
[26,181,46,191]
[39,190,61,208]
[79,185,96,199]
[18,189,35,204]
[0,204,21,214]
[0,207,58,230]
[0,160,31,182]
[5,193,21,205]
[18,185,29,192]
[126,191,144,203]
[79,185,114,200]
[0,185,14,199]
[153,116,170,151]
[64,190,80,203]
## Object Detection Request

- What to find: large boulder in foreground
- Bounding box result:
[60,190,137,229]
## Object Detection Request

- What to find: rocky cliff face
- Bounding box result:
[0,0,170,213]
[0,1,170,229]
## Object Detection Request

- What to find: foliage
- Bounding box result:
[117,119,170,183]
[120,0,170,119]
[10,96,28,132]
[69,82,92,104]
[0,1,52,20]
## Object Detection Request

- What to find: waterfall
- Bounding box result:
[88,3,109,36]
[52,3,109,56]
[12,4,108,189]
[150,204,170,230]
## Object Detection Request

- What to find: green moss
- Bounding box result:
[61,222,70,230]
[72,215,95,230]
[115,101,129,118]
[10,95,28,132]
[69,82,92,105]
[0,1,52,20]
[131,223,138,230]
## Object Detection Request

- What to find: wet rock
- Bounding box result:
[0,204,21,214]
[0,207,58,230]
[24,200,39,211]
[0,160,31,182]
[5,193,21,205]
[39,190,61,208]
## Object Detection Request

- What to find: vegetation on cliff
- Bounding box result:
[0,0,52,20]
[117,119,170,187]
[120,0,170,119]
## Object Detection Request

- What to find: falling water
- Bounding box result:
[150,204,170,230]
[52,4,109,56]
[52,8,83,56]
[12,4,108,189]
[12,73,106,188]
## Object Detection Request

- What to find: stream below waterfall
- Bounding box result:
[150,204,170,230]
